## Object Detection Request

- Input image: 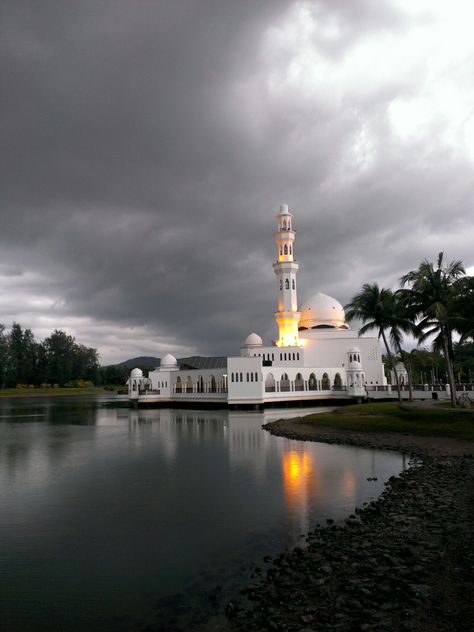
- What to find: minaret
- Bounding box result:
[272,204,301,347]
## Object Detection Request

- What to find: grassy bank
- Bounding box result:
[0,387,113,398]
[297,401,474,441]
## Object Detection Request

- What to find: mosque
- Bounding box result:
[128,204,387,406]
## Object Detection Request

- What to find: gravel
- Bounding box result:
[221,419,474,632]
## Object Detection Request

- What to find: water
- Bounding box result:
[0,396,405,631]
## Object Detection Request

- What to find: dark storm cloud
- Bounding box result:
[1,0,473,362]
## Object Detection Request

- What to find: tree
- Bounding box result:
[406,347,445,385]
[345,284,406,403]
[43,330,77,386]
[452,341,474,383]
[451,276,474,343]
[400,252,465,407]
[6,323,37,386]
[0,324,8,387]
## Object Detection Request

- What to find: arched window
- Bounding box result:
[240,372,243,382]
[209,375,217,393]
[255,372,258,382]
[272,353,274,361]
[308,373,317,390]
[321,373,330,390]
[285,279,289,289]
[297,353,300,360]
[250,373,253,382]
[280,373,290,392]
[334,373,342,390]
[132,380,137,391]
[197,375,204,393]
[295,373,304,391]
[231,373,234,382]
[186,376,193,393]
[246,372,249,382]
[265,373,275,392]
[289,245,292,254]
[284,244,288,255]
[292,279,295,290]
[175,376,182,393]
[279,280,282,290]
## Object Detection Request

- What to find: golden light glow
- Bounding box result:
[282,449,319,510]
[276,318,300,347]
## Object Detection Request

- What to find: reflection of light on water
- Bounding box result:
[341,469,356,504]
[283,450,313,487]
[282,449,319,541]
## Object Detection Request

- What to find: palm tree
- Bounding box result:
[345,284,408,403]
[391,292,417,401]
[400,252,465,407]
[451,275,474,343]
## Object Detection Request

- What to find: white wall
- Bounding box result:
[227,357,264,403]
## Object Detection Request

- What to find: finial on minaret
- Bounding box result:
[272,204,301,347]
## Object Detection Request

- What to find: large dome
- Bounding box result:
[298,292,348,330]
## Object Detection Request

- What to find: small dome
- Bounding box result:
[160,353,178,368]
[348,346,360,354]
[299,292,348,330]
[243,332,263,347]
[130,367,143,377]
[279,203,290,215]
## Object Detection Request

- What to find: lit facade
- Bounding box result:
[128,204,389,406]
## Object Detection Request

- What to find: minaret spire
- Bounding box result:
[272,204,301,346]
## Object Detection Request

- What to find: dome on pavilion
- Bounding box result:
[243,332,263,347]
[160,353,178,368]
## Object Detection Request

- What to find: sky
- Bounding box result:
[1,0,473,364]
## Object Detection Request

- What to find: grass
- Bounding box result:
[297,402,474,442]
[0,387,111,398]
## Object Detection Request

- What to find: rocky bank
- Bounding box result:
[223,419,474,632]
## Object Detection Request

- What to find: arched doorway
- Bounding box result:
[295,373,304,391]
[334,373,342,390]
[175,376,182,393]
[280,373,290,392]
[209,375,217,393]
[321,373,330,390]
[186,376,193,393]
[265,373,275,392]
[197,375,204,393]
[308,373,317,390]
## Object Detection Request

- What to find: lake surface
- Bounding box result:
[0,396,405,631]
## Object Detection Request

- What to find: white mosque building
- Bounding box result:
[128,204,388,406]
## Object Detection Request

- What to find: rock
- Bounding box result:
[409,583,432,599]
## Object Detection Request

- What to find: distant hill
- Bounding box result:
[103,355,227,370]
[111,356,161,368]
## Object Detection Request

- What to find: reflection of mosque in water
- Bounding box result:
[121,407,384,545]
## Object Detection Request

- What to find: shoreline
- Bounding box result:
[262,416,474,458]
[0,388,114,399]
[222,417,474,631]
